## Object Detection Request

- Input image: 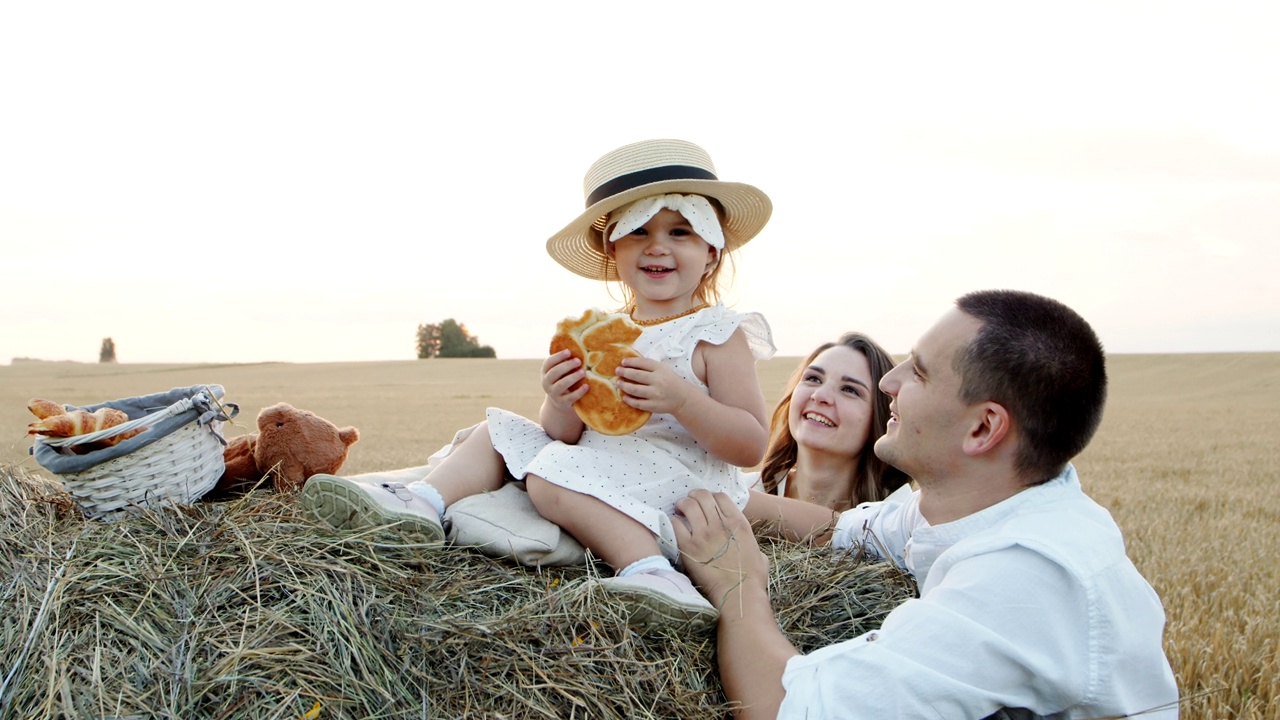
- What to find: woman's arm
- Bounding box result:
[617,328,768,466]
[744,490,840,545]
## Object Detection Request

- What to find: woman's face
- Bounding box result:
[787,345,877,460]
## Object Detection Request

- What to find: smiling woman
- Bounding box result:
[743,332,909,543]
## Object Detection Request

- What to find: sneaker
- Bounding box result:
[301,474,444,543]
[598,569,719,632]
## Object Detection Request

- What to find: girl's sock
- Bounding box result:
[406,481,446,517]
[345,466,431,486]
[618,555,674,577]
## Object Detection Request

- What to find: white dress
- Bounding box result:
[486,303,775,561]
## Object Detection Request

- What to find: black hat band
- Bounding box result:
[586,165,718,207]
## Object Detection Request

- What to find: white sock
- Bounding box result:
[346,466,431,485]
[618,555,674,577]
[405,481,446,516]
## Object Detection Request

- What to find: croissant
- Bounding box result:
[28,398,66,420]
[27,407,145,447]
[550,308,651,436]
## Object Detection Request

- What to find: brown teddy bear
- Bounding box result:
[212,402,359,495]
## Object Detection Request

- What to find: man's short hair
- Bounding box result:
[953,290,1107,483]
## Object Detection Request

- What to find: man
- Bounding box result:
[674,289,1179,719]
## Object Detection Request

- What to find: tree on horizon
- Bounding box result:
[99,337,117,363]
[416,320,495,359]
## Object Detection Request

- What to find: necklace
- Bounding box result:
[630,303,709,327]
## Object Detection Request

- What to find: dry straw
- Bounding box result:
[0,463,915,719]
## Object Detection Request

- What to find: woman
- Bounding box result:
[744,332,909,544]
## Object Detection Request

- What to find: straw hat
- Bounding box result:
[545,139,772,280]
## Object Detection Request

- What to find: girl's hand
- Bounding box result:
[542,349,588,412]
[615,356,695,415]
[622,328,769,467]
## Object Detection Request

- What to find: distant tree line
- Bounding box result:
[9,338,117,364]
[416,320,495,359]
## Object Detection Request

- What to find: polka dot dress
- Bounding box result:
[487,303,775,561]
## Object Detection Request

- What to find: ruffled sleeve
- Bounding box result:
[646,303,777,362]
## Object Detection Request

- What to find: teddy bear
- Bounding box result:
[212,402,359,496]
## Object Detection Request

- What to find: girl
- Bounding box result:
[303,138,775,631]
[743,332,910,544]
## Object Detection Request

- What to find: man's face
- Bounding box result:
[874,308,983,480]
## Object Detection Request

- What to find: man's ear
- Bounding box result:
[963,401,1011,457]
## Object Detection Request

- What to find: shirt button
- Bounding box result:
[866,632,879,642]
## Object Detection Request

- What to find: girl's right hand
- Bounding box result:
[542,349,589,412]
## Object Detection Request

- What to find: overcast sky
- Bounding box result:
[3,1,1277,364]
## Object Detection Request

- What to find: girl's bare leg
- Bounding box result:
[303,423,508,539]
[415,422,509,505]
[525,474,661,572]
[525,475,718,629]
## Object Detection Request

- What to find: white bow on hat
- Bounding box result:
[606,194,726,260]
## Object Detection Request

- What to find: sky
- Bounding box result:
[2,2,1278,364]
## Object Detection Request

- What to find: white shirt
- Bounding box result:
[780,465,1179,719]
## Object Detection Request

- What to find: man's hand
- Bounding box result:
[673,490,770,612]
[674,490,797,719]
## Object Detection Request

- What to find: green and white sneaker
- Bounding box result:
[301,474,444,543]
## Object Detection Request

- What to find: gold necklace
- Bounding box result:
[630,303,709,327]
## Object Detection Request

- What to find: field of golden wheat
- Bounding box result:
[2,353,1276,718]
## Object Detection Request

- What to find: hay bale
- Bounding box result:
[0,463,916,719]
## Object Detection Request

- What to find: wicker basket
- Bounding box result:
[32,385,238,520]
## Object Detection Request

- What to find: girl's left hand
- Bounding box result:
[615,357,693,415]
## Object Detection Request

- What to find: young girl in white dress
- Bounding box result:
[303,138,775,630]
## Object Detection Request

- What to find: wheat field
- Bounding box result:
[2,353,1277,718]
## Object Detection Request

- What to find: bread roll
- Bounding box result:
[550,309,651,436]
